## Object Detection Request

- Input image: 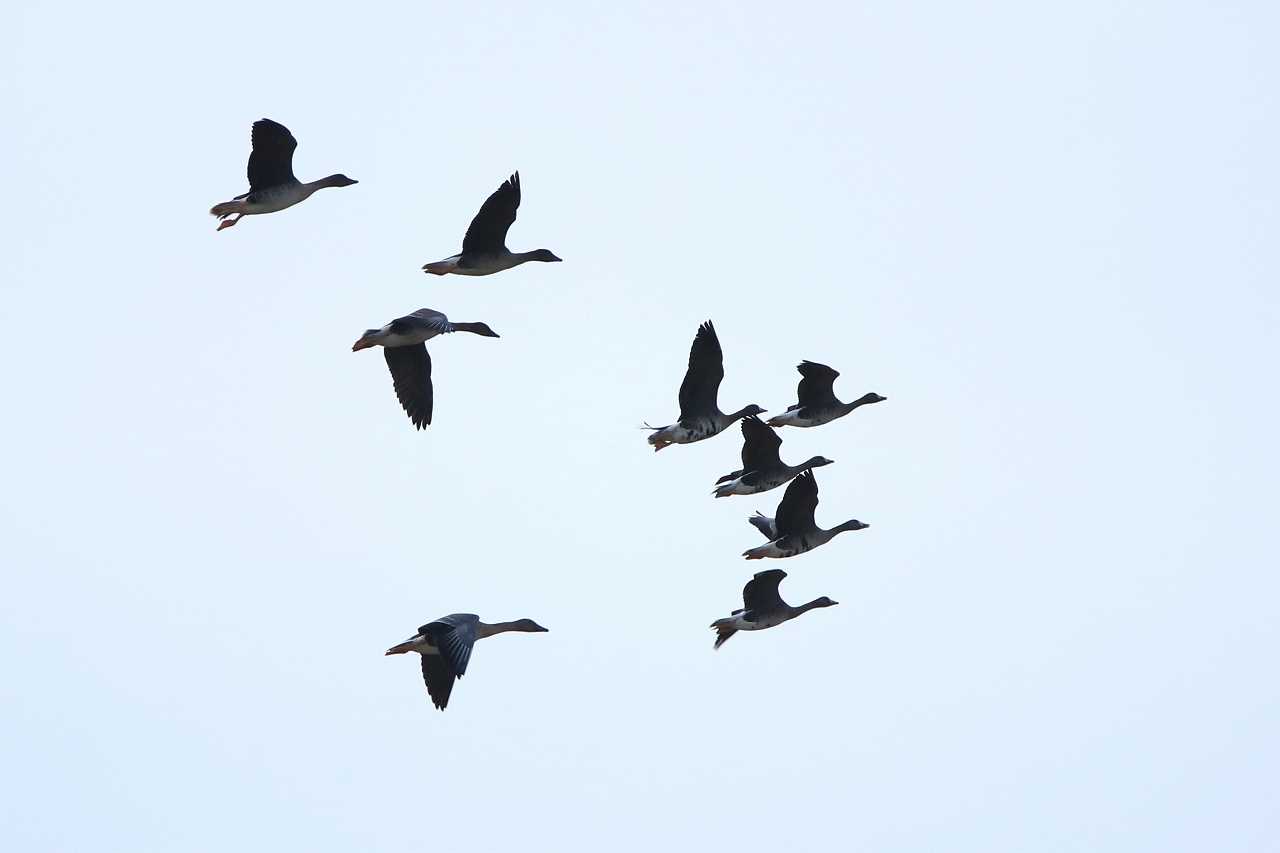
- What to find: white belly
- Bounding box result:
[769,409,831,428]
[246,186,309,214]
[380,330,438,347]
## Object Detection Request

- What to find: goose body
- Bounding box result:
[742,471,868,560]
[385,613,548,710]
[352,308,499,429]
[767,361,886,428]
[422,172,561,276]
[209,119,356,230]
[713,416,833,497]
[710,569,837,649]
[646,321,764,451]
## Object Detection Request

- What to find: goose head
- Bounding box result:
[856,392,887,406]
[804,456,835,470]
[526,249,562,263]
[508,618,549,633]
[834,519,869,534]
[466,322,501,338]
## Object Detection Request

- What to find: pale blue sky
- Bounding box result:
[3,2,1278,850]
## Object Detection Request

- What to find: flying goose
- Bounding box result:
[645,321,764,451]
[767,361,886,428]
[385,614,548,710]
[352,308,499,429]
[743,471,868,560]
[209,119,356,231]
[713,416,834,498]
[422,172,562,276]
[710,569,837,649]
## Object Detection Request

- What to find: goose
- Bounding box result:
[710,569,837,649]
[767,361,886,428]
[385,614,548,711]
[352,308,499,429]
[422,172,561,276]
[713,416,834,498]
[209,119,356,231]
[743,470,868,560]
[645,321,765,451]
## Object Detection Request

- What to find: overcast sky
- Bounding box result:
[3,2,1278,850]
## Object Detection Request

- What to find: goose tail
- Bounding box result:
[711,619,738,650]
[209,200,240,219]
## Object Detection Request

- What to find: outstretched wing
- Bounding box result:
[742,569,788,613]
[739,416,782,472]
[678,321,724,421]
[796,361,840,410]
[462,172,521,254]
[414,614,480,709]
[748,512,778,540]
[420,655,457,710]
[247,119,298,191]
[422,614,479,677]
[384,344,433,428]
[774,470,819,537]
[390,309,452,336]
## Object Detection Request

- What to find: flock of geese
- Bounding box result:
[210,119,886,711]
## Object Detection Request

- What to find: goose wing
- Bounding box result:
[462,172,520,255]
[749,512,778,540]
[742,569,788,613]
[390,309,452,336]
[739,416,783,472]
[796,361,840,410]
[678,321,724,421]
[773,470,819,537]
[384,344,433,428]
[419,655,456,710]
[247,119,298,191]
[416,614,480,710]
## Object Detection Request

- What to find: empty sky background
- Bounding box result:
[3,2,1278,850]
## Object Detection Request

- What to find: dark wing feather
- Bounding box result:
[678,321,724,421]
[384,344,433,428]
[462,172,521,255]
[420,655,457,710]
[423,614,479,677]
[774,470,819,536]
[389,309,450,337]
[739,416,783,471]
[742,569,788,613]
[247,119,298,191]
[416,614,480,709]
[796,361,840,410]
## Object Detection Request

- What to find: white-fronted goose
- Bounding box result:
[645,321,765,451]
[710,569,837,649]
[385,614,548,710]
[352,308,499,429]
[743,471,868,560]
[713,416,834,498]
[209,119,356,231]
[422,172,561,276]
[767,361,886,428]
